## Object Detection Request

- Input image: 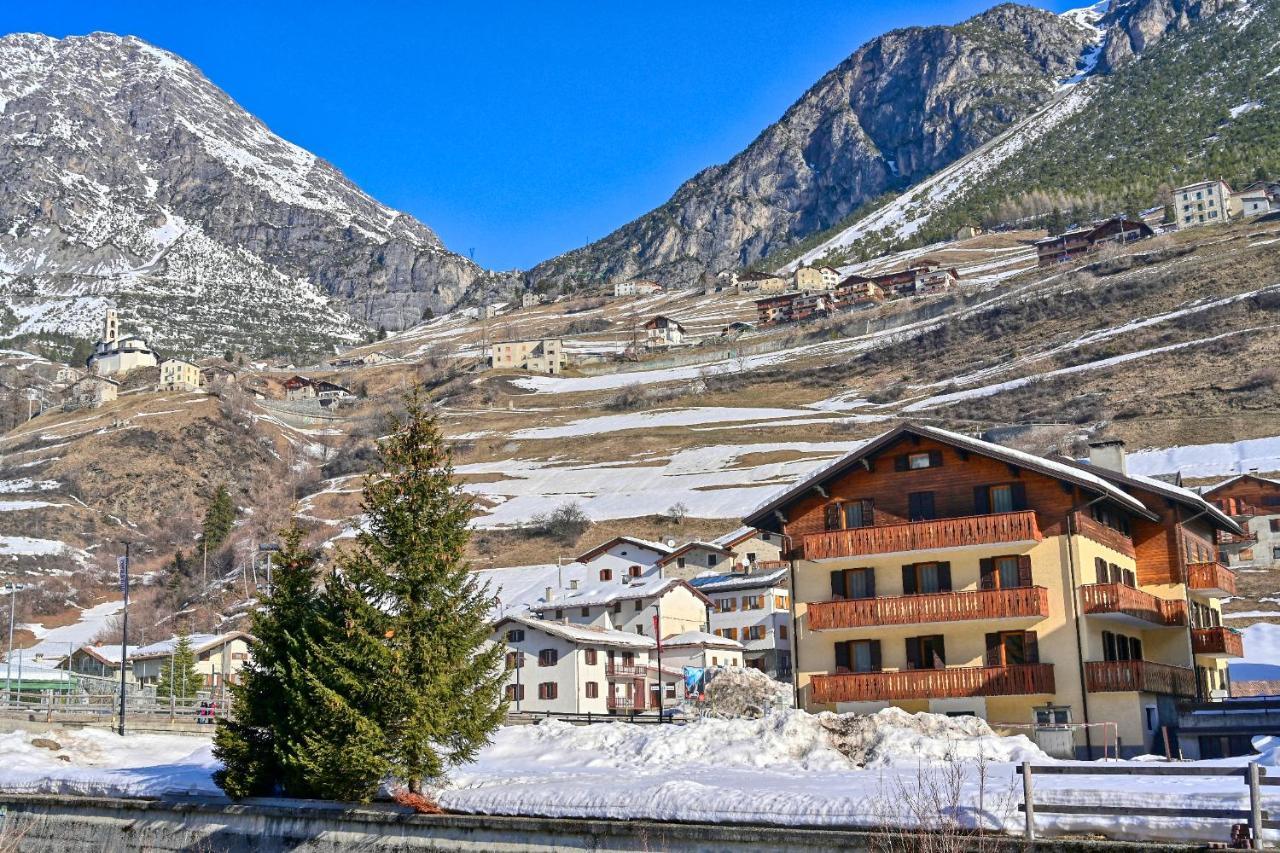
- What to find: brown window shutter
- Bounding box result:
[830,570,846,600]
[1095,557,1108,583]
[1017,555,1033,587]
[937,562,952,592]
[905,637,921,670]
[862,499,875,526]
[894,454,909,472]
[985,632,1001,667]
[979,558,995,589]
[1010,482,1028,511]
[865,569,876,598]
[1024,631,1040,665]
[869,640,882,672]
[834,641,851,672]
[973,486,990,515]
[902,565,917,595]
[824,503,841,531]
[928,450,943,467]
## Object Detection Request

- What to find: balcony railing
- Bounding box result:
[1187,561,1237,597]
[1191,626,1244,658]
[605,696,637,710]
[1079,583,1187,626]
[807,586,1050,631]
[798,511,1041,561]
[1071,512,1136,558]
[604,663,645,677]
[810,664,1054,704]
[1216,529,1257,546]
[1085,660,1197,697]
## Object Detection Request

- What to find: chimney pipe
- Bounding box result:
[1087,439,1128,476]
[544,586,553,603]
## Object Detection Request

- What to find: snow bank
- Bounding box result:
[820,707,1045,767]
[698,665,793,718]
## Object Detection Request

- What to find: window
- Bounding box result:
[985,631,1039,666]
[907,491,936,521]
[990,484,1014,513]
[505,652,523,670]
[1270,519,1280,533]
[717,597,738,612]
[905,635,946,670]
[843,499,874,529]
[676,557,686,568]
[707,554,719,567]
[538,649,558,667]
[537,682,558,700]
[981,555,1030,589]
[599,569,613,581]
[1273,546,1280,561]
[584,649,597,665]
[621,652,634,666]
[1101,630,1143,662]
[742,594,765,611]
[628,565,643,578]
[1144,706,1157,732]
[505,684,524,701]
[745,625,767,641]
[581,607,590,617]
[975,482,1027,515]
[585,681,599,699]
[634,599,643,611]
[1089,504,1131,536]
[716,627,739,641]
[612,601,622,614]
[835,639,881,673]
[831,567,875,600]
[635,625,645,635]
[1034,706,1071,726]
[506,629,525,643]
[554,609,564,619]
[775,594,788,609]
[665,682,678,699]
[902,561,951,595]
[909,452,937,469]
[779,624,789,640]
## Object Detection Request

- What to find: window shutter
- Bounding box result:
[937,562,952,592]
[985,633,1001,667]
[902,565,917,595]
[865,569,876,599]
[1130,636,1143,661]
[928,450,943,467]
[1103,631,1116,662]
[1017,555,1033,587]
[834,641,851,672]
[824,503,841,531]
[979,558,995,589]
[1024,631,1040,665]
[895,454,909,472]
[869,640,882,672]
[1010,482,1028,511]
[861,499,875,527]
[973,486,990,515]
[830,570,846,600]
[1094,557,1108,583]
[905,638,921,671]
[934,636,947,668]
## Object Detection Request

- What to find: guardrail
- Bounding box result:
[1018,761,1275,848]
[0,691,229,728]
[506,710,682,726]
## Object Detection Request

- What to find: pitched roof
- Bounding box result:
[1204,473,1280,497]
[575,536,674,564]
[656,541,734,566]
[1054,458,1245,535]
[129,632,251,661]
[742,423,1156,531]
[711,525,761,548]
[534,576,712,610]
[662,630,744,650]
[497,613,655,649]
[689,568,789,593]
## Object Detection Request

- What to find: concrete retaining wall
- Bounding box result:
[0,794,1202,852]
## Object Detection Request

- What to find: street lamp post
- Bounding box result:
[258,543,281,597]
[4,584,16,707]
[118,542,131,737]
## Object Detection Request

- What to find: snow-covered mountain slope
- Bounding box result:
[0,33,513,357]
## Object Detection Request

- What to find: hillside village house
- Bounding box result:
[1175,180,1234,228]
[1232,182,1276,219]
[737,270,786,293]
[328,351,391,368]
[87,309,159,377]
[158,358,202,392]
[691,568,792,680]
[1033,218,1155,268]
[659,526,784,580]
[283,375,317,401]
[754,292,830,326]
[743,424,1243,758]
[1203,474,1280,573]
[489,338,566,374]
[643,315,687,348]
[832,277,886,309]
[843,260,960,299]
[54,366,83,387]
[794,266,842,291]
[130,632,253,689]
[613,279,663,297]
[64,644,136,683]
[62,375,119,410]
[521,292,544,308]
[661,630,746,673]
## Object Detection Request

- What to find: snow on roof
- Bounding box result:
[662,630,744,650]
[711,525,759,548]
[658,540,734,564]
[1071,464,1244,535]
[499,613,655,649]
[535,576,697,610]
[1205,473,1280,495]
[689,569,789,593]
[744,423,1152,527]
[129,632,248,660]
[575,536,674,564]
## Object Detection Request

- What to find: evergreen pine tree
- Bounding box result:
[200,485,236,553]
[327,392,506,794]
[156,633,203,701]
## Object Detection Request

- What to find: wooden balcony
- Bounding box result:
[1085,660,1197,697]
[807,586,1050,631]
[1079,583,1187,627]
[798,511,1041,561]
[1216,529,1257,546]
[605,663,645,677]
[606,696,637,710]
[1191,626,1244,658]
[1072,512,1136,558]
[1187,561,1237,597]
[810,664,1054,704]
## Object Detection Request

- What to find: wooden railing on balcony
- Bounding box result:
[1191,626,1244,658]
[807,586,1050,630]
[1216,529,1257,546]
[1085,660,1196,697]
[606,696,636,710]
[1187,561,1237,596]
[810,664,1054,704]
[1079,583,1188,626]
[1071,512,1137,558]
[605,663,645,677]
[798,511,1041,561]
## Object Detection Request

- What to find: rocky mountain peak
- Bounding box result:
[1097,0,1243,71]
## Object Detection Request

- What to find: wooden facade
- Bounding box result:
[1187,561,1237,596]
[811,664,1054,703]
[808,586,1049,630]
[798,511,1042,560]
[1084,660,1196,697]
[1079,583,1188,626]
[1191,626,1244,658]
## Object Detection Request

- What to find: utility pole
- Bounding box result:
[258,543,280,597]
[5,584,16,707]
[118,543,131,736]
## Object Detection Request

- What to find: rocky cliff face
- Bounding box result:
[528,5,1099,289]
[0,33,511,356]
[1097,0,1241,71]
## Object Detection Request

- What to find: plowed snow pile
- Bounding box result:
[821,706,1045,766]
[697,665,793,718]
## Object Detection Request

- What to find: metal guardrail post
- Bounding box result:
[1021,762,1035,841]
[1249,762,1262,850]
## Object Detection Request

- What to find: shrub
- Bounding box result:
[528,502,591,545]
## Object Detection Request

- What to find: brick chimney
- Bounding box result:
[1088,439,1128,476]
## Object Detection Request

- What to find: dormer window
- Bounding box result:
[599,569,613,581]
[628,565,642,578]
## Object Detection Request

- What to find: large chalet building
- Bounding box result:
[1203,474,1280,572]
[744,424,1243,758]
[1034,217,1154,268]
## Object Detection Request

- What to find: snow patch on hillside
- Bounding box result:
[1127,436,1280,479]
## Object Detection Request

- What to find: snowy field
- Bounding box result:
[0,708,1276,845]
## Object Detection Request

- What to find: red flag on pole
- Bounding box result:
[653,614,660,650]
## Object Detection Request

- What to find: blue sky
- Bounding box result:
[0,1,1075,269]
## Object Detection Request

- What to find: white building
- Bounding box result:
[690,568,792,681]
[613,280,663,297]
[643,315,687,348]
[158,358,202,392]
[1232,183,1275,219]
[660,630,745,671]
[126,632,253,690]
[1174,180,1233,229]
[87,309,159,377]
